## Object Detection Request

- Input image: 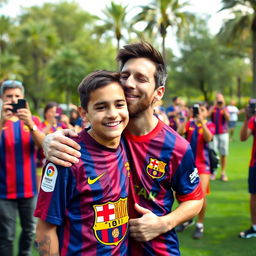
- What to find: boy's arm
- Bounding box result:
[43,129,81,167]
[35,219,59,256]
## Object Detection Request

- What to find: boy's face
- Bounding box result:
[83,82,128,146]
[120,57,164,118]
[2,88,23,103]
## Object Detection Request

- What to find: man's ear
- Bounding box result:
[78,106,88,121]
[154,86,165,102]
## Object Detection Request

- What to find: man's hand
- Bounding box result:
[129,203,168,242]
[1,101,14,123]
[42,129,81,167]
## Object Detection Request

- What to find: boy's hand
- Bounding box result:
[42,129,81,167]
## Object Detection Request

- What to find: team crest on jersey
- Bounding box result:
[93,198,129,246]
[23,125,30,132]
[146,158,166,179]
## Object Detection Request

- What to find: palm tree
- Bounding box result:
[48,47,87,108]
[132,0,194,61]
[218,0,256,97]
[95,1,128,52]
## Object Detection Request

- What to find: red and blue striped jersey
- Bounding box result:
[35,129,130,256]
[185,120,215,174]
[248,116,256,167]
[0,116,41,199]
[211,106,228,134]
[42,121,67,133]
[124,120,203,256]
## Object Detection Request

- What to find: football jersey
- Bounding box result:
[41,121,67,133]
[0,116,41,199]
[124,120,203,256]
[211,106,228,134]
[185,120,215,174]
[248,116,256,167]
[34,129,130,256]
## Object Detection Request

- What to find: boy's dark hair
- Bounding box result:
[78,70,121,110]
[116,41,167,88]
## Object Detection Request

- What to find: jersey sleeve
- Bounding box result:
[34,162,76,225]
[32,116,43,131]
[171,145,203,202]
[207,122,215,135]
[248,117,256,131]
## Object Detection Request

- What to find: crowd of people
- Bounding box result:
[0,41,255,256]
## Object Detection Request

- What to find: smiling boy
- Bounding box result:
[34,70,130,255]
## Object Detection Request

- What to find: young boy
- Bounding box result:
[34,70,130,255]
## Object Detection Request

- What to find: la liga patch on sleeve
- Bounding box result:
[41,163,58,192]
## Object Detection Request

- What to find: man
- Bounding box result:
[208,93,230,181]
[35,71,130,255]
[0,80,44,256]
[239,100,256,238]
[42,42,203,255]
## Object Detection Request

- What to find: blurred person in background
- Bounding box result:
[227,99,240,141]
[69,108,84,132]
[239,99,256,239]
[208,93,230,181]
[42,102,68,134]
[177,102,215,239]
[166,96,181,131]
[153,100,169,125]
[0,80,44,256]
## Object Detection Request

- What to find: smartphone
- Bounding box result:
[193,104,199,117]
[11,99,27,113]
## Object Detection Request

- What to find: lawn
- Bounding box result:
[178,123,256,256]
[15,123,254,255]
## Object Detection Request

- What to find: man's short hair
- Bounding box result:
[78,70,121,110]
[0,80,24,96]
[116,41,167,88]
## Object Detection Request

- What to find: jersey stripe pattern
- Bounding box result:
[34,129,129,256]
[124,120,203,256]
[0,116,41,199]
[185,120,215,174]
[248,116,256,167]
[211,106,228,134]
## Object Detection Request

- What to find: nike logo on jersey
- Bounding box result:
[88,172,106,185]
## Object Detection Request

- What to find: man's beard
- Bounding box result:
[128,99,153,118]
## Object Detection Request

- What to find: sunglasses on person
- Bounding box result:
[2,80,23,86]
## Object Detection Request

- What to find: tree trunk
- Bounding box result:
[162,35,166,63]
[199,80,208,103]
[237,76,242,107]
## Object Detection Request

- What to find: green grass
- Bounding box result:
[178,123,256,256]
[15,123,254,255]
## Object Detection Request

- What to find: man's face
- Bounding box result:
[2,88,23,103]
[120,57,158,118]
[83,82,129,146]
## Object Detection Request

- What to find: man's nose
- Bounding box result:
[123,75,136,89]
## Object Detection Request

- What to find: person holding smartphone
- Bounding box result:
[239,99,256,238]
[0,80,44,256]
[208,93,230,181]
[177,103,215,239]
